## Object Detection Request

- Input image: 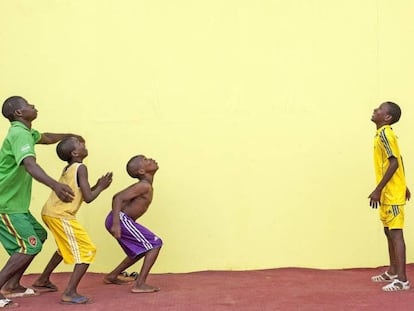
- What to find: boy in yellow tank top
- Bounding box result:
[32,137,112,304]
[369,102,411,291]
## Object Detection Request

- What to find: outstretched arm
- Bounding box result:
[77,165,112,203]
[37,133,84,145]
[23,156,74,202]
[368,156,398,208]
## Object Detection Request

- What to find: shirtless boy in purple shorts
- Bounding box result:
[104,155,162,293]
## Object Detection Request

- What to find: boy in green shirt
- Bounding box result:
[0,96,82,308]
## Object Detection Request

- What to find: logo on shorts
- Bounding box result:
[28,236,38,247]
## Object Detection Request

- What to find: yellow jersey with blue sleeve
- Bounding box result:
[373,125,406,205]
[42,162,84,219]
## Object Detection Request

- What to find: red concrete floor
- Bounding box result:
[6,264,414,310]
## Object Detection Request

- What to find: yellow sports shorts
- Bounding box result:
[380,204,404,229]
[42,215,96,264]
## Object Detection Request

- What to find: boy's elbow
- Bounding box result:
[389,157,399,169]
[83,194,94,203]
[112,195,120,204]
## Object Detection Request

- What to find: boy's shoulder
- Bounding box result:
[378,125,396,135]
[119,180,146,191]
[124,180,151,192]
[67,162,85,170]
[134,180,152,190]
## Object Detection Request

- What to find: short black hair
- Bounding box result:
[2,96,27,121]
[126,155,145,179]
[383,101,401,124]
[56,137,77,162]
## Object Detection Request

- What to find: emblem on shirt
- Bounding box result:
[28,236,37,247]
[20,144,31,152]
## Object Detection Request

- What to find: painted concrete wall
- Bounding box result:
[1,1,414,273]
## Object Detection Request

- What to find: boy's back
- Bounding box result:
[42,163,84,219]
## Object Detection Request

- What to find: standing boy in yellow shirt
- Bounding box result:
[369,101,410,291]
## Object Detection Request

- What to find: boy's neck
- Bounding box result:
[68,159,84,165]
[140,175,154,184]
[376,122,390,130]
[14,119,32,129]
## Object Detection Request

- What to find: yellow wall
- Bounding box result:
[1,1,414,274]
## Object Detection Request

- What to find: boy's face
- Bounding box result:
[138,156,159,174]
[17,101,38,122]
[72,138,88,159]
[371,103,391,124]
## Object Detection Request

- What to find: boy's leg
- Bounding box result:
[132,247,161,293]
[0,213,44,295]
[1,255,33,293]
[388,229,407,282]
[0,253,35,306]
[61,263,89,304]
[384,227,397,276]
[0,253,35,295]
[32,251,62,290]
[382,205,407,282]
[104,255,143,285]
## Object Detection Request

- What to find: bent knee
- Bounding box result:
[26,236,44,255]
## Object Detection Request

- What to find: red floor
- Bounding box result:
[7,264,414,310]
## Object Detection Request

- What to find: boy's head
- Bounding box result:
[371,101,401,125]
[2,96,37,122]
[126,155,158,179]
[56,137,88,163]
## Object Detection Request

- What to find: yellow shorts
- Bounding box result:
[42,215,96,264]
[380,205,405,229]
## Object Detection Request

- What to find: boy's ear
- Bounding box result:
[71,150,79,157]
[384,114,393,123]
[13,108,22,118]
[138,168,145,175]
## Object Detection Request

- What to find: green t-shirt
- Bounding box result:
[0,121,41,213]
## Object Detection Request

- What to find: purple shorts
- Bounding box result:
[105,211,163,258]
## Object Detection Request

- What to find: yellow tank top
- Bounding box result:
[41,162,84,219]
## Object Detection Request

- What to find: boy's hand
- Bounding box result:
[406,187,411,201]
[97,172,113,190]
[368,189,381,209]
[72,134,85,143]
[54,183,74,202]
[110,224,121,239]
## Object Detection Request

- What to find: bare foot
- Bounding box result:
[103,276,132,285]
[1,285,25,294]
[131,284,160,293]
[61,294,91,305]
[0,299,19,309]
[32,280,58,292]
[2,287,39,298]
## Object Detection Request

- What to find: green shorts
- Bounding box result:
[0,212,47,256]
